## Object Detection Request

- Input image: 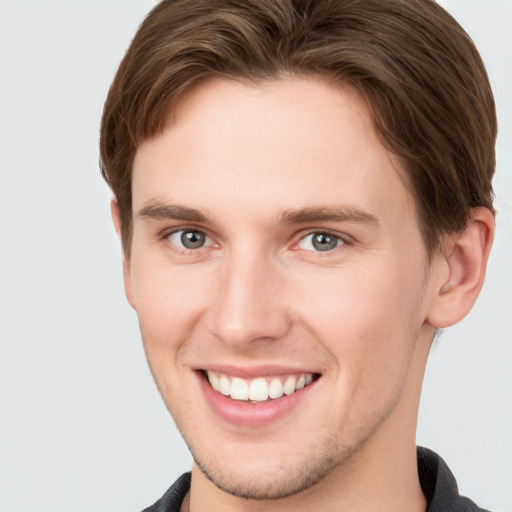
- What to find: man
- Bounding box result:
[99,1,496,511]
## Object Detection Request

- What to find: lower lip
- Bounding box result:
[197,372,317,428]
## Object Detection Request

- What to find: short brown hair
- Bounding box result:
[100,0,496,258]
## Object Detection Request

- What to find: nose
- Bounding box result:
[208,251,292,348]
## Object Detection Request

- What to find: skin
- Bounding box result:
[113,78,494,512]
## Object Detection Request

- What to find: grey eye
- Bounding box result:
[298,232,343,252]
[181,230,205,248]
[168,229,209,249]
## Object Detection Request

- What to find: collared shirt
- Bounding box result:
[141,447,489,512]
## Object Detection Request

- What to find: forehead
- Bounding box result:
[131,77,415,227]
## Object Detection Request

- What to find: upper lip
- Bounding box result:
[195,363,321,379]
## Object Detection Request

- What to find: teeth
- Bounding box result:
[283,376,296,395]
[219,375,231,396]
[268,378,284,399]
[249,378,268,401]
[208,372,220,392]
[231,377,249,400]
[206,371,315,402]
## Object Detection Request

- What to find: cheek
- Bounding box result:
[129,263,215,411]
[129,258,213,362]
[294,261,426,381]
[296,266,411,335]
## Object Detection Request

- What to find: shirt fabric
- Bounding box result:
[141,447,489,512]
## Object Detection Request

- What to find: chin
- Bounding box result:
[187,436,352,500]
[197,459,337,500]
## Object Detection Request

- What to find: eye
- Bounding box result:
[298,232,344,252]
[167,229,211,250]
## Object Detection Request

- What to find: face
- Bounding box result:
[124,78,440,500]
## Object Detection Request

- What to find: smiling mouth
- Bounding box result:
[203,370,318,403]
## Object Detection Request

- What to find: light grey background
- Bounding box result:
[0,1,510,511]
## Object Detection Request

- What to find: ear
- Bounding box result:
[426,207,494,328]
[110,198,136,309]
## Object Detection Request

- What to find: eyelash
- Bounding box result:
[161,227,349,255]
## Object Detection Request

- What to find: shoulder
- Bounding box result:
[140,472,191,512]
[417,447,490,512]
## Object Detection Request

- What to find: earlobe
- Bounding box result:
[110,198,136,309]
[426,207,494,329]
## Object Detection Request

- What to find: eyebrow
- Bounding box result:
[137,201,207,223]
[280,206,378,225]
[136,200,378,227]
